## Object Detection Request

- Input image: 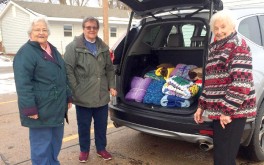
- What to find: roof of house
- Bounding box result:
[11,0,130,19]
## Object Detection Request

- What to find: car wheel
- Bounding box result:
[245,101,264,161]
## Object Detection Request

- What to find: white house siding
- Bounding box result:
[0,2,131,55]
[47,21,81,55]
[108,23,127,48]
[1,5,29,54]
[48,21,128,55]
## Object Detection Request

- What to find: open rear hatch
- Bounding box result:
[119,0,223,18]
[117,0,223,115]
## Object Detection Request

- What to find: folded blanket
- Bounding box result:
[143,79,165,105]
[162,76,199,99]
[144,70,164,81]
[125,77,152,102]
[170,64,197,80]
[160,95,193,108]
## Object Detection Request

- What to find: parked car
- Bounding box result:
[109,0,264,161]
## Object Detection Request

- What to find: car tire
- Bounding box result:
[245,101,264,161]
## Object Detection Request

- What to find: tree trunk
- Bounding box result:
[59,0,67,5]
[103,0,109,45]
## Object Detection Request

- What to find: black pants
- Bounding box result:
[213,118,246,165]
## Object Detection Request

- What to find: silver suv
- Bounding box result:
[109,0,264,161]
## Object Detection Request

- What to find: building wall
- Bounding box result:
[48,21,128,55]
[108,23,128,47]
[48,21,81,55]
[0,4,129,55]
[1,5,29,54]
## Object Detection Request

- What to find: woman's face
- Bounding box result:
[213,19,235,41]
[83,20,99,41]
[30,21,49,45]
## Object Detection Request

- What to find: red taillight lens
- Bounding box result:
[199,130,213,136]
[109,49,114,63]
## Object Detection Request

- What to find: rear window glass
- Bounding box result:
[142,26,161,46]
[201,26,206,36]
[182,24,195,47]
[166,24,205,47]
[238,16,262,46]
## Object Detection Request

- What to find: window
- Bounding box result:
[64,25,72,37]
[182,24,195,47]
[238,16,261,46]
[169,26,178,34]
[142,26,161,46]
[110,27,117,37]
[259,15,264,46]
[201,25,207,36]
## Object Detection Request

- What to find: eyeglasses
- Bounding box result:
[33,29,48,33]
[84,26,98,31]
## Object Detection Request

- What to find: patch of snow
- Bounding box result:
[0,56,13,67]
[0,73,16,94]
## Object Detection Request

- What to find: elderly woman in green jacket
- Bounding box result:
[64,17,117,163]
[13,17,72,165]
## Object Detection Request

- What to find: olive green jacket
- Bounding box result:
[64,34,115,107]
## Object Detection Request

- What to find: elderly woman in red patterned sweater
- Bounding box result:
[194,10,256,165]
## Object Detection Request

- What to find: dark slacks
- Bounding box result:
[76,104,108,152]
[213,118,246,165]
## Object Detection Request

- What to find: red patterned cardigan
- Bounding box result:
[198,32,257,120]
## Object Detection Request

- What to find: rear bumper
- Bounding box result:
[109,104,214,144]
[109,103,255,146]
[111,116,213,144]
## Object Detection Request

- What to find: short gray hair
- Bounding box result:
[209,10,236,31]
[27,17,50,36]
[82,16,99,29]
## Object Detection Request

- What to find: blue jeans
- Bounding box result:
[29,126,64,165]
[76,104,108,152]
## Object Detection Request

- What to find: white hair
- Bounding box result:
[27,16,50,36]
[209,10,236,31]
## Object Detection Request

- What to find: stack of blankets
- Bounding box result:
[161,76,198,108]
[125,63,203,109]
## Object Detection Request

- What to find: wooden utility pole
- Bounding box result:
[103,0,109,45]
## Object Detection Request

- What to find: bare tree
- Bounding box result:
[116,0,129,10]
[46,0,89,6]
[0,0,10,4]
[58,0,67,5]
[104,0,129,10]
[0,0,129,9]
[64,0,89,6]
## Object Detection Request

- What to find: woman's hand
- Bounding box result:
[110,88,117,97]
[220,114,232,129]
[194,108,204,124]
[28,114,38,119]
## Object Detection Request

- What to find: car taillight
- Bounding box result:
[199,130,213,136]
[109,49,114,63]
